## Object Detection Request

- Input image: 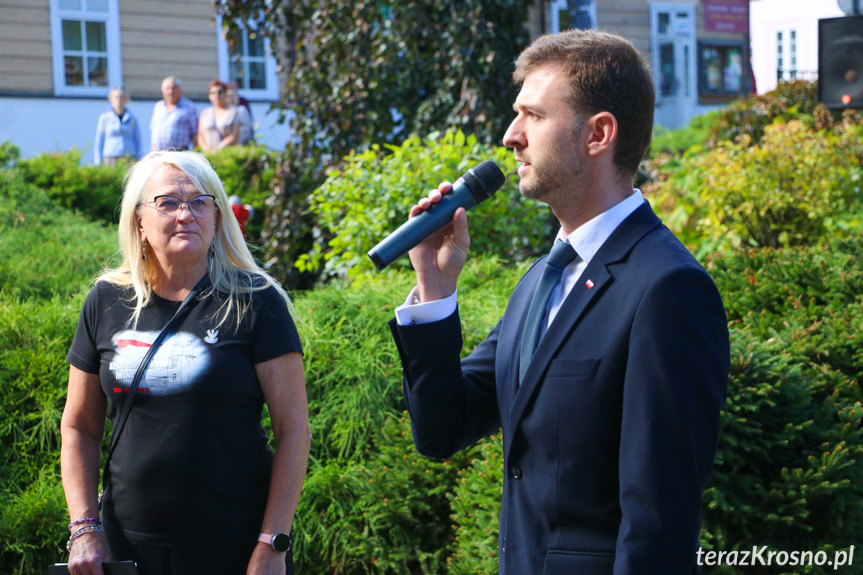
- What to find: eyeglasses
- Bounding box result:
[209,89,225,95]
[141,194,217,218]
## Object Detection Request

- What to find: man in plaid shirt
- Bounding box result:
[150,76,198,151]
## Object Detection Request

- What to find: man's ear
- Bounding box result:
[585,112,618,158]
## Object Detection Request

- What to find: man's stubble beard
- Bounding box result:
[518,150,584,203]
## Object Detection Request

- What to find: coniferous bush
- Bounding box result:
[0,292,92,573]
[0,177,118,299]
[447,436,503,575]
[0,169,113,573]
[4,85,863,573]
[291,255,526,573]
[12,149,126,225]
[7,146,282,239]
[202,145,281,242]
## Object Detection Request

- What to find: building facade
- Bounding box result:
[0,0,291,161]
[749,0,844,94]
[529,0,753,128]
[1,0,759,161]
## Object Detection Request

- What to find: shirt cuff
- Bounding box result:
[394,287,458,326]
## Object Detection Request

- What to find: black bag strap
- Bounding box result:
[102,284,203,480]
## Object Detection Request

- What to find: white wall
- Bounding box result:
[0,97,294,163]
[750,0,844,94]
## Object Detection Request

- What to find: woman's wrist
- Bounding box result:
[67,524,103,551]
[69,516,100,531]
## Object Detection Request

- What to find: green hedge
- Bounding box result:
[12,148,126,225]
[0,173,118,300]
[645,119,863,259]
[3,124,863,574]
[700,239,863,574]
[292,255,526,573]
[0,295,80,572]
[202,145,282,241]
[3,143,280,244]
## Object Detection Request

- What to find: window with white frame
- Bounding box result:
[776,28,798,81]
[789,30,797,79]
[217,17,280,101]
[49,0,122,96]
[776,31,783,74]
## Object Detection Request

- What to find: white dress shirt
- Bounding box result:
[395,190,645,327]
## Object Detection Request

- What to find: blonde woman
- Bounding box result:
[61,151,309,575]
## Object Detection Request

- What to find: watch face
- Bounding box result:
[272,532,292,553]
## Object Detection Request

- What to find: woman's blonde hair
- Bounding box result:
[97,150,291,329]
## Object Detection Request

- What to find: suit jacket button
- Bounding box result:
[509,463,522,479]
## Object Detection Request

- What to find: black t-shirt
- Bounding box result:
[67,280,302,546]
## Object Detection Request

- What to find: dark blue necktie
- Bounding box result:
[518,240,578,385]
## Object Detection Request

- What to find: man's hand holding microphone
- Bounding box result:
[367,161,506,302]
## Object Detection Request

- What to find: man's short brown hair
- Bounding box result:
[513,29,655,178]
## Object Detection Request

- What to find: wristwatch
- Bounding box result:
[258,532,292,553]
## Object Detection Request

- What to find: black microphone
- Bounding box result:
[367,160,506,271]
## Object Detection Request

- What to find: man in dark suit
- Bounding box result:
[388,29,730,574]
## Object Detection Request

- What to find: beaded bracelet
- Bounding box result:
[68,516,100,531]
[66,524,103,552]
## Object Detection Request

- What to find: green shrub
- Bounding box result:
[701,329,863,574]
[296,130,553,281]
[645,121,863,258]
[296,253,526,464]
[650,110,719,157]
[447,436,503,575]
[4,235,863,573]
[203,145,283,242]
[0,140,20,169]
[0,183,113,573]
[290,255,526,574]
[0,177,117,300]
[696,238,863,574]
[0,470,69,574]
[711,237,863,325]
[295,415,473,574]
[711,236,863,387]
[297,269,413,462]
[705,81,821,148]
[0,293,89,574]
[5,122,863,574]
[12,149,126,225]
[5,146,284,242]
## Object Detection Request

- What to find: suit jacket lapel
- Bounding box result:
[505,202,663,448]
[495,258,544,409]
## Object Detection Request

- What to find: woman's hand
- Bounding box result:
[246,542,286,575]
[67,531,111,575]
[61,366,109,575]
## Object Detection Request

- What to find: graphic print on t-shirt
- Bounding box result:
[109,330,210,395]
